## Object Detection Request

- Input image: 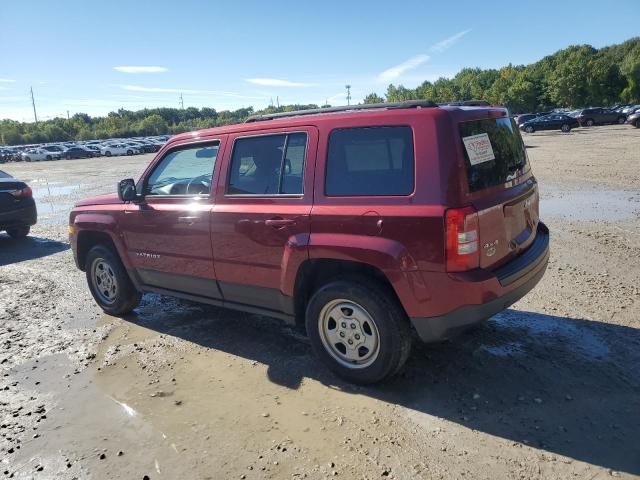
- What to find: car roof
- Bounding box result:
[168,102,508,144]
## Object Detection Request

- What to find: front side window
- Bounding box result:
[227,132,307,195]
[145,143,219,196]
[325,126,415,196]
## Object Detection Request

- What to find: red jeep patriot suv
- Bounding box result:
[69,101,549,384]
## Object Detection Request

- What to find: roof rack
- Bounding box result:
[245,100,437,123]
[438,99,491,106]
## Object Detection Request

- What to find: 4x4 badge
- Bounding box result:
[483,240,498,257]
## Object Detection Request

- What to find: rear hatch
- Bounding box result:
[458,115,539,269]
[0,180,28,211]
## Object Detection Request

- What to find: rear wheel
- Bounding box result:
[46,155,52,161]
[618,116,626,124]
[126,149,133,156]
[561,123,571,133]
[585,119,595,127]
[6,226,30,239]
[85,244,141,315]
[525,125,535,133]
[305,277,412,384]
[66,153,72,160]
[105,151,112,157]
[635,119,640,128]
[24,156,31,162]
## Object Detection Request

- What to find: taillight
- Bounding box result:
[445,206,479,272]
[10,186,32,199]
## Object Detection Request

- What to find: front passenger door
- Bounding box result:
[121,137,226,299]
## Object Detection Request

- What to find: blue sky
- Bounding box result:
[1,0,639,121]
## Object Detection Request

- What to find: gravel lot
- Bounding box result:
[1,125,639,479]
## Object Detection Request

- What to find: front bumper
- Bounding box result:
[410,222,549,343]
[0,200,37,230]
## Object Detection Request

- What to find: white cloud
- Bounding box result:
[429,29,471,53]
[245,78,315,87]
[109,84,266,100]
[114,66,168,74]
[0,78,15,82]
[376,54,430,83]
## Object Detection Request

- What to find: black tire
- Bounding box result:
[525,125,535,133]
[561,123,571,133]
[585,119,595,127]
[85,244,141,315]
[635,119,640,128]
[126,149,133,156]
[66,153,72,160]
[618,116,626,124]
[305,277,412,384]
[105,151,112,157]
[46,155,52,161]
[6,226,30,238]
[24,156,31,162]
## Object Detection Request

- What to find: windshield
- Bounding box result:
[459,117,529,192]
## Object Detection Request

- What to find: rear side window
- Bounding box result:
[325,126,414,196]
[459,117,528,193]
[227,132,307,195]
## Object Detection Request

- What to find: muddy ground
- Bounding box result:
[1,125,639,479]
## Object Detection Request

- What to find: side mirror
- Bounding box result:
[117,178,139,202]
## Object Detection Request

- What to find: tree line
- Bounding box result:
[1,38,638,146]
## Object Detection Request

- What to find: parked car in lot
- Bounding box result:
[0,170,37,238]
[69,101,549,384]
[21,148,60,162]
[519,113,579,133]
[626,110,640,128]
[62,146,95,159]
[575,107,627,126]
[100,144,140,156]
[84,145,102,156]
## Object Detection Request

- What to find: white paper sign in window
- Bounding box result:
[462,133,495,165]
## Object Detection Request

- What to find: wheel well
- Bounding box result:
[292,259,405,328]
[76,230,116,271]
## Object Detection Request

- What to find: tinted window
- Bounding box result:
[227,132,307,195]
[145,143,219,196]
[459,117,528,192]
[325,126,414,196]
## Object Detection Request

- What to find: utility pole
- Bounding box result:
[276,96,280,108]
[30,86,38,124]
[66,110,70,120]
[345,85,351,106]
[179,93,184,109]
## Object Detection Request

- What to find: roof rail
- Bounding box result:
[245,100,437,123]
[438,99,491,107]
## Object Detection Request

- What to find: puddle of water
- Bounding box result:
[32,184,81,197]
[489,310,610,359]
[540,189,640,221]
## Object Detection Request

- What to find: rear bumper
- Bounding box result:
[410,222,549,343]
[0,200,37,230]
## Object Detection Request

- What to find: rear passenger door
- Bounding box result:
[211,127,317,314]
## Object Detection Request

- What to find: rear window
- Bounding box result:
[325,126,414,196]
[459,117,528,192]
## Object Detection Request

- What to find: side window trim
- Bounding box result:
[140,139,221,198]
[225,131,308,197]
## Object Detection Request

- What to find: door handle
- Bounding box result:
[265,218,295,229]
[178,216,198,225]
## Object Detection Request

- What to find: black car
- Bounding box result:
[519,114,579,133]
[63,146,94,159]
[0,170,37,238]
[575,108,627,126]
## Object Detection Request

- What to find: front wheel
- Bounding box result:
[561,123,571,133]
[66,154,72,160]
[525,125,535,133]
[105,151,112,157]
[635,119,640,128]
[126,150,133,156]
[305,278,412,384]
[618,116,626,124]
[85,245,141,315]
[585,119,595,127]
[6,226,30,238]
